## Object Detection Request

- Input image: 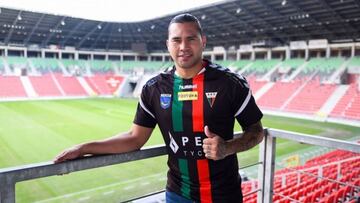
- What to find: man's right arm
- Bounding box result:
[53,124,153,163]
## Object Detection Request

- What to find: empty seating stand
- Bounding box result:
[242,149,360,202]
[53,73,87,96]
[284,78,337,114]
[257,79,303,110]
[0,75,27,97]
[0,57,359,122]
[84,74,123,95]
[28,74,62,96]
[330,83,360,120]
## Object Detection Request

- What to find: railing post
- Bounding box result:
[257,130,266,203]
[257,129,276,203]
[263,130,276,203]
[0,175,15,203]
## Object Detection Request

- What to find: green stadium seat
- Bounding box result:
[303,57,344,74]
[348,57,360,68]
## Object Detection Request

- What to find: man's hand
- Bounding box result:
[202,126,228,161]
[53,144,83,163]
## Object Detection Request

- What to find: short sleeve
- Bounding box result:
[133,83,157,128]
[230,74,263,129]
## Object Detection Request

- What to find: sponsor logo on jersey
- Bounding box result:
[168,132,179,153]
[206,92,217,107]
[160,94,171,109]
[178,91,198,101]
[168,132,205,158]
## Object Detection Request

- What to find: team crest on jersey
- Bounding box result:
[206,92,217,107]
[160,94,171,109]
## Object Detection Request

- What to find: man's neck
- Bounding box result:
[175,62,204,79]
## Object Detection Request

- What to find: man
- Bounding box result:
[54,13,264,203]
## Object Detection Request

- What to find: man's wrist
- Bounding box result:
[76,143,86,156]
[224,140,234,157]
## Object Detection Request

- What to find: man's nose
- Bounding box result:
[179,40,189,50]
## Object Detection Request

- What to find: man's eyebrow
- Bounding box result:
[170,36,181,40]
[171,34,198,39]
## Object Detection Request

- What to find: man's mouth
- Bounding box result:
[178,53,192,59]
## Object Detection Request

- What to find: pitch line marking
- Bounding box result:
[34,172,165,203]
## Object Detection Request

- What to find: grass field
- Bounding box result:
[0,98,359,202]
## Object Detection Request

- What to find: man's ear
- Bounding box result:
[202,35,207,49]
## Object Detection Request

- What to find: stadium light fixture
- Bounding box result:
[17,15,22,21]
[201,15,206,20]
[97,25,102,29]
[281,0,287,6]
[236,8,242,14]
[61,20,65,26]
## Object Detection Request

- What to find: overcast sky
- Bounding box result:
[0,0,223,22]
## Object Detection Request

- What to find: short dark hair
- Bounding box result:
[168,13,203,36]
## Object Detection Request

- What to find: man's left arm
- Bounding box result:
[226,121,264,153]
[203,121,264,161]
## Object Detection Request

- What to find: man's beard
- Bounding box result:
[176,55,201,69]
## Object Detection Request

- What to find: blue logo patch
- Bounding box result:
[160,94,171,109]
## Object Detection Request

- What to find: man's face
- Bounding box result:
[167,22,206,70]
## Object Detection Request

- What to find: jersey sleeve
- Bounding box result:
[133,82,157,128]
[230,74,263,129]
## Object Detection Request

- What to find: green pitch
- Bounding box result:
[0,98,358,202]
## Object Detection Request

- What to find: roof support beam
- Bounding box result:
[23,14,45,45]
[91,23,111,49]
[43,16,67,47]
[4,10,23,44]
[61,19,86,47]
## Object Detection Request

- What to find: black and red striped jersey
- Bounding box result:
[134,59,263,203]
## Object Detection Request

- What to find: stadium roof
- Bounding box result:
[0,0,360,52]
[0,0,222,22]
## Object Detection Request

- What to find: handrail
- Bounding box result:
[268,128,360,153]
[1,129,359,203]
[0,145,167,203]
[0,145,167,182]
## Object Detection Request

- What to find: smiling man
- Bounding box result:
[54,13,264,203]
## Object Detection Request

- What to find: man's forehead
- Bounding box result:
[168,23,201,37]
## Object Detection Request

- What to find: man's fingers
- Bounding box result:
[54,153,68,163]
[204,126,215,138]
[53,149,77,163]
[203,138,211,145]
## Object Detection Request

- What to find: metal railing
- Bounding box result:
[0,129,359,203]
